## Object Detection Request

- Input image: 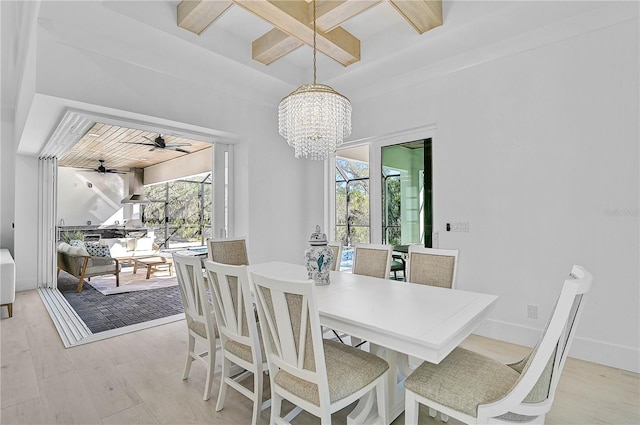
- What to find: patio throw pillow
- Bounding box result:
[69,245,90,257]
[86,243,112,258]
[70,239,85,248]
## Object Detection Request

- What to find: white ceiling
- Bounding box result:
[2,0,632,164]
[35,0,616,92]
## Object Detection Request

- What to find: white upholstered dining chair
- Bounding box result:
[204,259,268,425]
[250,272,390,425]
[349,243,394,347]
[173,253,220,401]
[327,241,343,271]
[406,246,459,288]
[207,236,249,266]
[404,265,593,425]
[352,243,393,279]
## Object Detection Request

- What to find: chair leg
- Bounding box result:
[251,367,264,425]
[405,391,419,425]
[270,391,283,425]
[203,338,216,401]
[76,274,85,292]
[183,334,195,380]
[216,356,230,411]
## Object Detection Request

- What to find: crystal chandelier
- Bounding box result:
[278,0,352,161]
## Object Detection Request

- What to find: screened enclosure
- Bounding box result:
[142,173,212,248]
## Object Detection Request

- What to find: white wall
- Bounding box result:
[13,154,38,291]
[57,167,126,226]
[144,147,213,185]
[352,20,639,371]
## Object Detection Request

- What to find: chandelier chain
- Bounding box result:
[313,0,317,85]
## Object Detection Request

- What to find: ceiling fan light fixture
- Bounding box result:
[277,0,352,161]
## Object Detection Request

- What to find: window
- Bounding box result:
[142,173,212,248]
[335,156,370,246]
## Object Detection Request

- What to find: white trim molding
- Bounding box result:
[475,318,640,373]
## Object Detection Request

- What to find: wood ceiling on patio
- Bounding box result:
[57,123,212,172]
[177,0,443,67]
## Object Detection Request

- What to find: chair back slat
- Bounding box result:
[479,265,592,420]
[251,273,329,402]
[406,246,459,288]
[207,237,249,266]
[328,242,343,271]
[174,254,209,323]
[204,260,257,355]
[352,243,393,279]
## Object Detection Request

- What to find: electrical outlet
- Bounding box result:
[527,304,538,319]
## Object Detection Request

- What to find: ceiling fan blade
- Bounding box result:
[175,147,190,154]
[121,142,155,147]
[165,142,192,147]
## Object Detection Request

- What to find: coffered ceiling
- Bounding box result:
[177,0,443,67]
[7,1,625,170]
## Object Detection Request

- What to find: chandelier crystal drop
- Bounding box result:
[278,84,352,160]
[277,0,352,160]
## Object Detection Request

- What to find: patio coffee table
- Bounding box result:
[133,256,173,279]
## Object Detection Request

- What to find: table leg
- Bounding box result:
[146,265,152,279]
[347,344,405,425]
[133,260,139,274]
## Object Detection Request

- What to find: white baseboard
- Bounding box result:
[474,318,640,373]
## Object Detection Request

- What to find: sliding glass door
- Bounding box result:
[381,139,432,247]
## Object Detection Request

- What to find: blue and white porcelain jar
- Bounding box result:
[305,225,333,286]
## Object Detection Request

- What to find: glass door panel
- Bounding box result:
[381,139,432,247]
[335,156,370,247]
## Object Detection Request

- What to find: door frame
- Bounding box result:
[326,124,437,245]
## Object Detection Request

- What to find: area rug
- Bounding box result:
[87,267,178,295]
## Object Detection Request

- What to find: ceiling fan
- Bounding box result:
[127,134,191,154]
[83,160,127,175]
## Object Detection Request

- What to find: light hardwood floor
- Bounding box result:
[1,290,638,424]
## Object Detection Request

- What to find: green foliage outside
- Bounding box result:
[335,159,370,246]
[143,177,212,247]
[383,171,402,246]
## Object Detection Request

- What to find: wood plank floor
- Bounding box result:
[1,290,638,424]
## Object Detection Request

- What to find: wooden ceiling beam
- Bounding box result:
[252,0,380,66]
[235,0,360,67]
[388,0,443,34]
[177,0,234,35]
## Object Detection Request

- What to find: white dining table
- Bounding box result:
[248,261,498,424]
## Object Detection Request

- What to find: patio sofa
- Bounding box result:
[57,242,120,292]
[100,237,160,264]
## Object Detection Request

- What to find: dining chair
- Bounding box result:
[173,253,220,401]
[349,243,394,347]
[405,245,459,288]
[250,271,390,425]
[204,259,268,425]
[404,265,593,425]
[352,243,393,279]
[327,241,343,271]
[207,236,249,266]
